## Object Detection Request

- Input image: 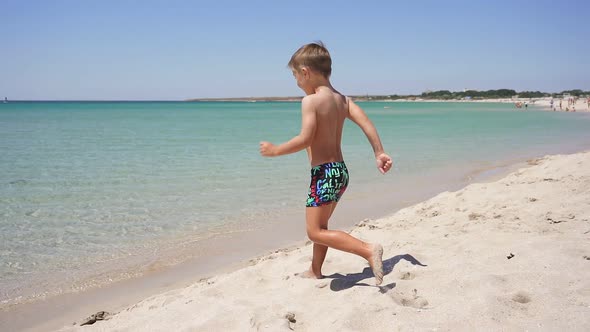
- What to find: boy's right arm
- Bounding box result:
[346,98,393,174]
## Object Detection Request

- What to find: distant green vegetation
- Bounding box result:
[352,89,590,100]
[422,89,519,99]
[560,89,588,97]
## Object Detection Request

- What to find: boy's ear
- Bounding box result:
[300,67,309,78]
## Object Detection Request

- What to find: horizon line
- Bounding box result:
[2,88,587,102]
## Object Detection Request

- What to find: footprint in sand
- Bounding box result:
[399,271,416,280]
[389,289,429,309]
[511,291,532,304]
[468,212,484,221]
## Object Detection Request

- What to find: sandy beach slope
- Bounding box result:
[58,152,590,331]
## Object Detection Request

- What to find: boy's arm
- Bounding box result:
[260,97,316,157]
[346,98,393,174]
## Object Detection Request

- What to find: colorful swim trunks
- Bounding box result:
[306,161,349,207]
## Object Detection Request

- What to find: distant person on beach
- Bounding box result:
[260,42,392,285]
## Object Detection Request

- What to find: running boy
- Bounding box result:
[260,42,393,285]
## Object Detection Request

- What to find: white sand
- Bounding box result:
[377,97,590,113]
[56,152,590,331]
[535,97,590,112]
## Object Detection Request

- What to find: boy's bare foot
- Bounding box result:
[295,268,323,279]
[369,244,384,285]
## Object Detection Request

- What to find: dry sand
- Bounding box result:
[535,98,590,112]
[377,97,590,113]
[53,151,590,331]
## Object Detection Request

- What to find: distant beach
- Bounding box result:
[186,97,303,102]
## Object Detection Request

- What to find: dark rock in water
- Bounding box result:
[8,179,27,185]
[80,311,112,326]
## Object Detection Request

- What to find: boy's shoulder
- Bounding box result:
[301,92,351,118]
[301,94,322,110]
[302,93,321,103]
[302,90,349,104]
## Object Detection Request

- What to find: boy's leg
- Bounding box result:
[305,203,384,285]
[306,204,371,258]
[308,202,338,277]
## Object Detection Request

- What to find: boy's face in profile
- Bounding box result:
[292,67,308,92]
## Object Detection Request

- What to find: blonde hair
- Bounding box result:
[288,41,332,78]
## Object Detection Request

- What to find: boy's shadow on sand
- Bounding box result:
[323,254,426,293]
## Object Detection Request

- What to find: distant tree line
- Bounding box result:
[354,89,590,100]
[559,89,589,97]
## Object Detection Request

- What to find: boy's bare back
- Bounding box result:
[303,88,348,166]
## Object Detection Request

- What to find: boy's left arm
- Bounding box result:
[260,97,316,157]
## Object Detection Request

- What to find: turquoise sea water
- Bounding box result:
[1,101,590,307]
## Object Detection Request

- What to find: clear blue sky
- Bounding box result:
[1,0,589,100]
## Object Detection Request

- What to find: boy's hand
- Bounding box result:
[259,141,277,157]
[376,153,393,174]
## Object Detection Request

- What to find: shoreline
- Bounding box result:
[2,147,588,332]
[50,149,590,332]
